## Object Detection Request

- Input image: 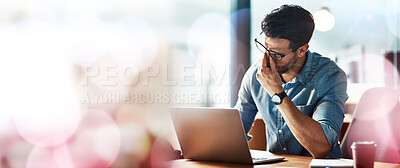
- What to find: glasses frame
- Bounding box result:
[254,34,297,61]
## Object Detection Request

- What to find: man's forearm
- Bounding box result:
[277,96,331,158]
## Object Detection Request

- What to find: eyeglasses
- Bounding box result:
[254,35,296,61]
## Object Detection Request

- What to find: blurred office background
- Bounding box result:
[0,0,398,167]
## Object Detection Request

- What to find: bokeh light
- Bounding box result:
[187,12,231,65]
[70,17,158,68]
[70,17,159,94]
[355,87,399,121]
[26,146,66,168]
[119,123,151,161]
[13,95,80,147]
[7,140,34,168]
[374,111,400,162]
[93,124,121,164]
[186,12,232,106]
[64,109,120,168]
[313,7,336,32]
[0,21,82,148]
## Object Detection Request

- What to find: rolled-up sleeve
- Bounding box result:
[312,69,348,150]
[234,67,258,141]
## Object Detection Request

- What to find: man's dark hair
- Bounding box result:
[261,4,315,50]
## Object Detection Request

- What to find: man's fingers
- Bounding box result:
[269,55,276,72]
[261,53,268,68]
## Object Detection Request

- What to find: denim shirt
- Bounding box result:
[235,51,348,158]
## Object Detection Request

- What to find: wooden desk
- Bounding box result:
[168,153,400,168]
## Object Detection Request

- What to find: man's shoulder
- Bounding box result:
[245,60,261,77]
[309,51,344,76]
[250,60,261,70]
[308,51,347,90]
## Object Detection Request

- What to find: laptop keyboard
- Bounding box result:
[252,157,268,161]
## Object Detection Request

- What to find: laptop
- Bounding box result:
[170,107,285,164]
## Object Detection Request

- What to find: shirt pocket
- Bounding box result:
[296,104,315,117]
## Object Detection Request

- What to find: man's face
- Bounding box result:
[264,37,298,74]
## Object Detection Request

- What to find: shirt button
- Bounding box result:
[283,147,287,151]
[278,129,282,134]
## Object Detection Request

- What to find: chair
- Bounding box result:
[341,87,400,163]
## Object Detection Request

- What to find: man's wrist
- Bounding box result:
[271,88,284,96]
[271,91,287,105]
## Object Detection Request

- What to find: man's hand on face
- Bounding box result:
[256,53,284,96]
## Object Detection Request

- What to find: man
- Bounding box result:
[235,4,348,158]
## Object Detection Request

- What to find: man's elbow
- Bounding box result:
[311,144,331,159]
